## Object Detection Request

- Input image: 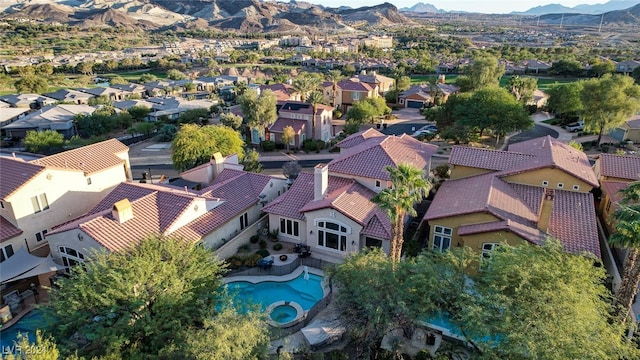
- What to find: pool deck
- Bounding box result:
[223,264,329,297]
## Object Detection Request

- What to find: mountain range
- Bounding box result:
[400,0,640,15]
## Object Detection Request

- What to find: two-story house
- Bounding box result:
[269,101,334,147]
[263,129,438,263]
[354,71,395,96]
[423,136,601,263]
[0,139,131,272]
[45,169,287,266]
[322,79,379,114]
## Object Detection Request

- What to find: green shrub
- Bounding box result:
[273,243,283,251]
[329,146,340,153]
[303,139,318,152]
[256,249,270,258]
[316,140,326,150]
[238,244,250,253]
[250,235,259,244]
[259,239,267,249]
[244,253,262,267]
[261,140,276,152]
[227,256,244,269]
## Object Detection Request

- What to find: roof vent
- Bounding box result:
[112,199,134,224]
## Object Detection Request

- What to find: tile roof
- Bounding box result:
[51,169,274,252]
[2,105,96,130]
[337,79,374,92]
[336,128,385,149]
[260,84,296,101]
[30,139,129,175]
[449,146,535,171]
[599,154,640,181]
[269,118,306,133]
[263,173,352,220]
[0,216,23,243]
[600,180,630,208]
[425,174,600,258]
[0,157,46,199]
[329,134,438,181]
[506,136,598,187]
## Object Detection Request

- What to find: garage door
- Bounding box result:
[406,100,423,109]
[609,128,626,141]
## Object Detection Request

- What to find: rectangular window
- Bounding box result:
[280,218,299,237]
[0,245,14,263]
[481,243,500,259]
[432,225,452,252]
[352,92,361,101]
[557,183,564,189]
[87,177,92,185]
[375,180,381,188]
[366,237,382,248]
[31,193,49,214]
[35,229,47,242]
[240,212,248,230]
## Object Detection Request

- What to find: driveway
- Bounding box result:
[381,108,429,136]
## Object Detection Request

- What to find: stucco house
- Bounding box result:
[398,84,460,109]
[46,169,287,266]
[43,89,94,105]
[594,153,640,235]
[263,129,438,263]
[0,139,131,266]
[268,101,334,147]
[322,79,379,113]
[609,115,640,144]
[354,71,395,96]
[1,105,96,139]
[423,136,601,263]
[0,94,56,109]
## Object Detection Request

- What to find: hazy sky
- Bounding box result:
[308,1,611,14]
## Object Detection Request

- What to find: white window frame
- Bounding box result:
[59,246,85,270]
[481,243,500,260]
[31,193,49,214]
[316,220,349,252]
[541,180,549,187]
[0,244,14,263]
[352,92,362,101]
[432,225,452,252]
[280,218,300,237]
[572,185,580,191]
[35,229,48,242]
[557,183,564,189]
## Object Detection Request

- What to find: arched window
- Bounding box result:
[59,246,85,270]
[317,221,348,252]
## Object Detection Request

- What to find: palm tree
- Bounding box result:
[306,91,326,140]
[610,181,640,323]
[292,73,321,102]
[326,70,344,108]
[373,164,432,262]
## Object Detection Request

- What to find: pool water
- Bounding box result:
[226,273,324,311]
[0,310,46,352]
[270,305,298,323]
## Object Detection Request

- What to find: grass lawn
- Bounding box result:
[100,69,167,81]
[411,74,580,90]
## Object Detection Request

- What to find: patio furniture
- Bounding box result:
[257,257,274,269]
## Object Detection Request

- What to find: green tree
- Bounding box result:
[139,73,157,83]
[373,164,431,262]
[172,124,245,171]
[166,69,188,80]
[546,82,584,120]
[281,125,295,152]
[76,61,94,76]
[23,130,64,154]
[45,236,268,359]
[306,90,326,139]
[219,112,243,130]
[238,89,277,141]
[609,182,640,322]
[580,74,640,145]
[549,59,584,77]
[241,148,263,173]
[505,75,538,104]
[109,76,127,85]
[292,73,322,102]
[127,105,151,122]
[14,74,49,93]
[134,121,155,137]
[3,330,69,360]
[458,55,504,91]
[590,59,616,78]
[347,97,391,125]
[342,64,356,76]
[326,69,344,107]
[462,240,636,359]
[177,108,211,125]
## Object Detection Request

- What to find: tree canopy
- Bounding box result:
[346,97,391,125]
[14,74,49,93]
[546,82,584,120]
[44,236,269,359]
[219,112,243,130]
[23,130,64,154]
[171,124,245,171]
[238,89,277,137]
[505,75,538,104]
[456,55,504,91]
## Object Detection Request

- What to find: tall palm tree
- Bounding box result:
[306,91,326,140]
[292,73,321,102]
[610,181,640,323]
[373,164,432,262]
[326,70,344,108]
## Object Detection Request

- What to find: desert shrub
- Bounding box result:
[261,140,275,152]
[259,239,267,249]
[255,249,270,258]
[238,244,250,253]
[244,253,262,267]
[273,243,283,251]
[227,256,244,269]
[316,140,326,150]
[303,139,318,152]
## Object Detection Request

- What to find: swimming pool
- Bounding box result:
[225,271,325,327]
[0,309,46,352]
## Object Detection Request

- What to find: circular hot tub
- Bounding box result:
[266,301,305,328]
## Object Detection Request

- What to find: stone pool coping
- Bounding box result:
[223,266,329,298]
[266,301,305,328]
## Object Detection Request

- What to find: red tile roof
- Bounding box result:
[336,128,385,149]
[599,154,640,181]
[30,139,129,176]
[548,190,599,257]
[329,135,438,181]
[449,146,535,171]
[337,79,374,92]
[260,83,296,101]
[269,118,306,133]
[0,157,46,199]
[600,180,629,209]
[0,216,22,243]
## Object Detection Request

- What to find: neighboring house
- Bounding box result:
[0,139,131,265]
[43,89,94,105]
[524,59,552,74]
[113,99,155,116]
[331,79,378,113]
[260,83,300,102]
[354,71,395,96]
[110,83,147,98]
[398,84,459,109]
[1,105,96,139]
[269,101,333,146]
[609,114,640,143]
[615,60,640,75]
[78,86,130,101]
[0,94,56,109]
[423,136,601,263]
[0,108,30,128]
[141,97,218,122]
[263,129,438,263]
[594,153,640,235]
[46,169,287,266]
[0,100,9,108]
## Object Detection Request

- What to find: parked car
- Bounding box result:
[412,129,435,137]
[565,121,584,132]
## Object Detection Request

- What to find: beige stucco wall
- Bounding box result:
[425,212,498,249]
[215,215,268,260]
[460,231,528,252]
[47,229,108,265]
[449,165,493,180]
[4,166,127,252]
[304,208,364,263]
[268,215,308,245]
[502,168,594,192]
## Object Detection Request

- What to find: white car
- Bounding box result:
[565,121,584,132]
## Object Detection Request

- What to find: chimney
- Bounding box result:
[212,152,225,178]
[537,189,555,232]
[112,199,134,224]
[314,164,328,201]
